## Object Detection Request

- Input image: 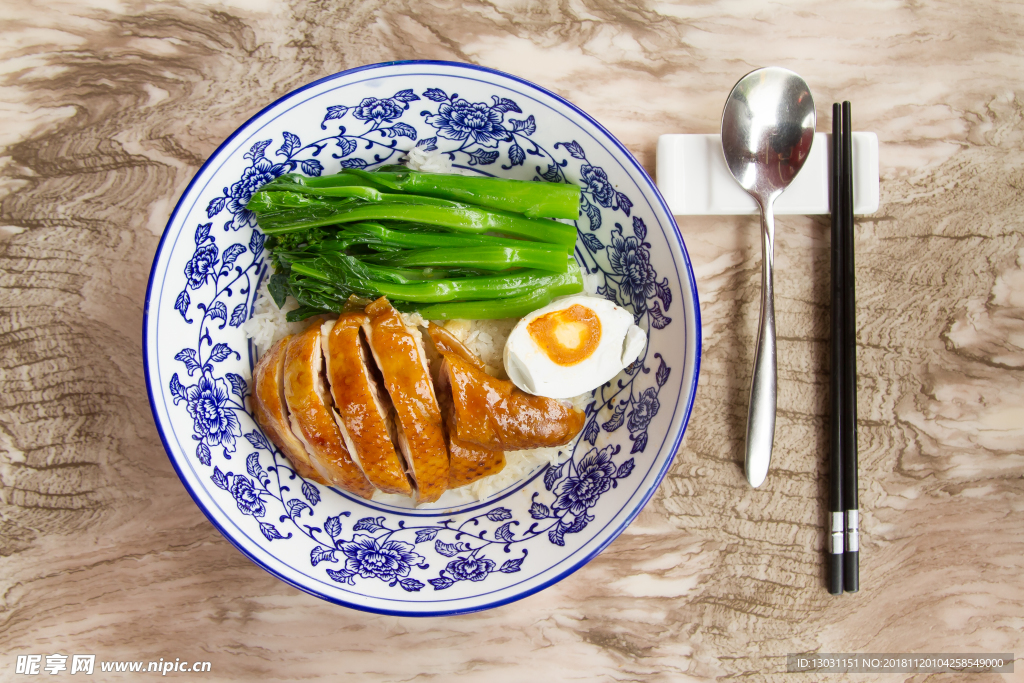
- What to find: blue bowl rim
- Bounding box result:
[142,59,702,617]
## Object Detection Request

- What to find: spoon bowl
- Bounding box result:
[721,67,815,487]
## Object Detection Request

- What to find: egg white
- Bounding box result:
[503,295,647,399]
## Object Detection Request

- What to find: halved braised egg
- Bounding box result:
[503,295,647,398]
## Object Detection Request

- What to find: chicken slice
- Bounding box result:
[363,297,449,503]
[447,431,506,489]
[250,335,327,484]
[426,322,486,371]
[323,315,413,496]
[440,353,586,451]
[427,324,506,488]
[284,322,375,499]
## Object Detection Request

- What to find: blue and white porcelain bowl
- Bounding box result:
[144,61,701,616]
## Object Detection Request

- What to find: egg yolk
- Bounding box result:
[527,304,602,366]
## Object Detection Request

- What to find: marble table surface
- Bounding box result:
[2,1,1022,680]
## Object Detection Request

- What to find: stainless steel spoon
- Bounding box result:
[721,67,815,488]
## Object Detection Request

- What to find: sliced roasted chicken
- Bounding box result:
[440,353,586,450]
[284,323,375,499]
[426,323,506,488]
[363,297,449,503]
[323,315,413,496]
[250,335,327,484]
[446,430,506,489]
[427,323,487,371]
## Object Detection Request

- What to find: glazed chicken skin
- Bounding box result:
[440,352,586,451]
[323,314,413,496]
[284,324,375,499]
[426,324,506,488]
[362,297,449,503]
[426,323,488,372]
[444,421,506,489]
[250,335,327,484]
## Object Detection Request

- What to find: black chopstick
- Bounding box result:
[827,103,845,595]
[841,101,860,593]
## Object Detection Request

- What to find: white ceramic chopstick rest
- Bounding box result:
[656,133,879,216]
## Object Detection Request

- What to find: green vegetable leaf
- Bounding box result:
[268,274,290,308]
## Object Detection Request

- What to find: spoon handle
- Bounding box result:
[745,198,778,487]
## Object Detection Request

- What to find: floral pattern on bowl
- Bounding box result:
[145,61,701,616]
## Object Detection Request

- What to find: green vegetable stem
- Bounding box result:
[267,168,581,219]
[255,201,577,248]
[363,245,567,272]
[342,168,581,219]
[292,254,581,303]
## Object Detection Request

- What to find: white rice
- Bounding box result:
[241,279,313,350]
[582,268,602,295]
[402,146,455,174]
[245,280,572,507]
